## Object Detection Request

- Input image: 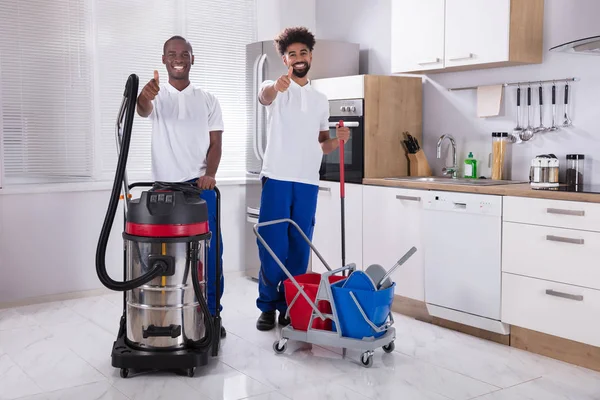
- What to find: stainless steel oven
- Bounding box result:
[319,99,364,184]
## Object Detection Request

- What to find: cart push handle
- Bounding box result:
[253,218,354,320]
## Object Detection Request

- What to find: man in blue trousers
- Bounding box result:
[136,36,226,338]
[255,27,350,331]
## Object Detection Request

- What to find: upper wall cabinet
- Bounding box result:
[391,0,446,73]
[391,0,544,74]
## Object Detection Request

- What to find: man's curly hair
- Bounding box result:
[274,27,316,56]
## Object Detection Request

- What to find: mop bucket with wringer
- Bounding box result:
[330,279,396,340]
[283,273,346,331]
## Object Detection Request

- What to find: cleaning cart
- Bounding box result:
[253,120,417,367]
[253,219,416,367]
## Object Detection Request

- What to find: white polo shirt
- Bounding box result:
[260,79,329,186]
[147,82,224,182]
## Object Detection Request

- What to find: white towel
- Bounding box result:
[477,84,504,118]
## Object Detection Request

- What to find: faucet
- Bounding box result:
[436,134,457,178]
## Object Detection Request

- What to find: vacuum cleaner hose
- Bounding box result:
[95,74,168,291]
[186,241,215,351]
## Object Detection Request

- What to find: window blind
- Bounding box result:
[98,0,256,181]
[95,0,180,181]
[185,0,256,178]
[0,0,256,185]
[0,0,94,183]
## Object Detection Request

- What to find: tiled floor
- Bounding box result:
[1,271,599,400]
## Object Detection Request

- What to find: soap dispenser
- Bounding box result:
[463,152,477,179]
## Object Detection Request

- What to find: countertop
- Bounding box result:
[362,178,600,204]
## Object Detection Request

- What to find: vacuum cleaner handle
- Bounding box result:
[96,74,170,292]
[211,185,222,357]
[128,182,156,190]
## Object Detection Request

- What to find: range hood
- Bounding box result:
[550,35,600,55]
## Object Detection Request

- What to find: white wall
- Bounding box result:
[316,0,391,75]
[316,0,600,184]
[0,183,249,304]
[257,0,316,41]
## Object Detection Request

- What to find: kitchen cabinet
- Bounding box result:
[362,185,425,301]
[502,273,600,348]
[311,181,363,274]
[391,0,544,74]
[445,0,511,68]
[501,196,600,347]
[391,0,445,73]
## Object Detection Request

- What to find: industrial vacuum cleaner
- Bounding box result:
[95,74,222,379]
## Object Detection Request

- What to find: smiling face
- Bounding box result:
[283,42,312,78]
[162,38,194,81]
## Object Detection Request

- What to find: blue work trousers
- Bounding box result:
[188,180,224,315]
[256,177,319,313]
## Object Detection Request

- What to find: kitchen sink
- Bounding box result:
[383,177,526,186]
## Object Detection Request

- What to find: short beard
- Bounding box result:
[293,64,310,78]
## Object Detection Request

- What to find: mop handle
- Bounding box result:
[338,120,346,272]
[339,120,345,198]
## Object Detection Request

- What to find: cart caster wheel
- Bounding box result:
[360,353,373,368]
[383,342,395,353]
[273,340,287,355]
[187,368,195,377]
[120,368,129,378]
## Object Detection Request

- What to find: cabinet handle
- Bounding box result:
[418,58,440,65]
[318,187,331,192]
[396,195,420,202]
[546,235,584,245]
[449,53,474,61]
[545,289,583,302]
[546,208,585,217]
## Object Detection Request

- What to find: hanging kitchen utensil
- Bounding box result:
[563,83,572,127]
[548,83,559,131]
[534,84,547,133]
[520,85,534,141]
[513,86,523,135]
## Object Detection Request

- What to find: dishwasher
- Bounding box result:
[422,190,509,335]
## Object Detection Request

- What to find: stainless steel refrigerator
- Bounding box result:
[243,39,360,280]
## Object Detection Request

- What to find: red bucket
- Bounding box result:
[283,273,346,331]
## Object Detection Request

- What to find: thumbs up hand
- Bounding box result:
[141,70,160,101]
[274,66,292,92]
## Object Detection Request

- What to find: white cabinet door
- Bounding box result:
[311,181,363,274]
[362,185,425,301]
[391,0,446,73]
[502,272,600,348]
[445,0,511,67]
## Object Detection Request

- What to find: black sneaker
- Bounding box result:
[256,311,276,331]
[278,312,290,327]
[220,326,226,338]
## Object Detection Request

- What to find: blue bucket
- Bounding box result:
[330,280,395,340]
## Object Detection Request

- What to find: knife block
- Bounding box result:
[408,150,432,177]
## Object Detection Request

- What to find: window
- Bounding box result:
[95,0,181,181]
[0,0,257,186]
[0,0,94,185]
[185,0,256,179]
